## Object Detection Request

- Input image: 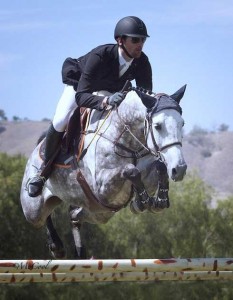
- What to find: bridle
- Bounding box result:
[144,93,183,155]
[83,91,183,160]
[145,117,182,153]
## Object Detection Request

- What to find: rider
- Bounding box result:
[27,16,153,197]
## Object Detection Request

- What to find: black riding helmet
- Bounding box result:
[114,16,149,39]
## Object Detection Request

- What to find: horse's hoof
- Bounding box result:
[51,250,66,259]
[74,246,87,259]
[149,197,170,213]
[130,199,145,214]
[48,244,66,259]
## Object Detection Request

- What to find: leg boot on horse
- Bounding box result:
[27,124,64,197]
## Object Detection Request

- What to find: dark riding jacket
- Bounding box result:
[62,44,152,111]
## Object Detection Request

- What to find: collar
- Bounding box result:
[118,47,133,67]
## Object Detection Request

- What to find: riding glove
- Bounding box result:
[107,92,124,107]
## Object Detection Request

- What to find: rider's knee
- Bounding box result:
[52,119,67,132]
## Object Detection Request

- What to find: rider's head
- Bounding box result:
[114,16,149,60]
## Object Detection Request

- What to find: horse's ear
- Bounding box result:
[170,85,187,103]
[133,89,156,109]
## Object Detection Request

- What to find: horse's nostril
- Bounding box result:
[172,164,187,181]
[172,168,177,176]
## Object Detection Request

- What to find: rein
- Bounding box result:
[82,92,183,160]
[78,109,112,161]
[99,117,151,159]
[97,94,183,160]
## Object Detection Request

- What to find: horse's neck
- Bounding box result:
[117,91,145,123]
[88,91,146,148]
[111,91,146,146]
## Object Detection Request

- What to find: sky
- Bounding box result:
[0,0,233,133]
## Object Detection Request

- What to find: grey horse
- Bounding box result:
[20,86,187,258]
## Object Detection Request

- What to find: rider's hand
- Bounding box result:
[107,92,124,107]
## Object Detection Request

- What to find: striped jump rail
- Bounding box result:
[0,258,233,283]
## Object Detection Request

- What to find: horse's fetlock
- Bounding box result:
[72,220,82,229]
[69,207,84,222]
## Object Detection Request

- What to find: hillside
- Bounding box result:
[0,120,49,157]
[1,120,233,199]
[183,130,233,198]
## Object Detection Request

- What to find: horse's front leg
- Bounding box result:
[151,158,170,212]
[123,163,170,213]
[123,164,152,213]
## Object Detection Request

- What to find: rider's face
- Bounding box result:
[120,36,146,60]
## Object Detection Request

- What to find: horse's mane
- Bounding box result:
[117,90,146,122]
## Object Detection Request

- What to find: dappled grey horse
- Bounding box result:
[20,86,187,258]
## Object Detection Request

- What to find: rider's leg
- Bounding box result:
[27,124,64,197]
[27,85,77,197]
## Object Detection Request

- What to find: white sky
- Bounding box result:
[0,0,233,133]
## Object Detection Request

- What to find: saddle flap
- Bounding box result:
[39,108,92,168]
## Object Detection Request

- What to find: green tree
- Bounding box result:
[1,156,233,299]
[100,172,214,258]
[218,123,229,132]
[210,196,233,256]
[0,109,7,121]
[0,153,48,258]
[189,125,209,136]
[12,116,21,122]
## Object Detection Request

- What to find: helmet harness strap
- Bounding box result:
[119,37,133,59]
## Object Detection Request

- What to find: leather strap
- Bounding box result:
[76,170,125,212]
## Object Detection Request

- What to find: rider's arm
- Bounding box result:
[75,51,107,110]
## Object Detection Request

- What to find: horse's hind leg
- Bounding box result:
[69,206,87,259]
[46,215,66,258]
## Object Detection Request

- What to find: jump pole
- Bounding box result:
[1,271,233,283]
[0,258,233,283]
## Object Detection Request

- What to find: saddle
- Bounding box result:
[39,107,91,168]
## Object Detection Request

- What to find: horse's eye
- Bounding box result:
[154,123,162,130]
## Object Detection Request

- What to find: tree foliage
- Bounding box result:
[0,153,48,258]
[218,123,229,132]
[0,153,233,299]
[0,109,7,121]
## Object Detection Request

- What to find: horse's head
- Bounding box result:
[134,85,187,181]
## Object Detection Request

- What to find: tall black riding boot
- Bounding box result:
[27,124,64,197]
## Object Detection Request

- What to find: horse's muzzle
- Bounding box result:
[171,163,187,181]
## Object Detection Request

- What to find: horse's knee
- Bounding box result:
[122,164,141,180]
[122,164,145,191]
